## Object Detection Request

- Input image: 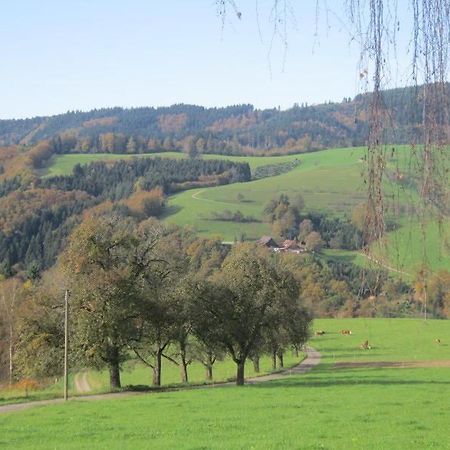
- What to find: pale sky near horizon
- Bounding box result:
[1,0,416,119]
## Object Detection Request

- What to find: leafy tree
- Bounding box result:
[189,244,310,385]
[14,269,67,380]
[128,223,188,386]
[61,216,141,389]
[305,231,325,252]
[298,219,314,241]
[0,277,25,384]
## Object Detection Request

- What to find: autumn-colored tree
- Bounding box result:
[27,140,54,169]
[61,215,141,389]
[298,219,314,241]
[120,188,165,219]
[305,231,325,252]
[0,277,25,384]
[427,270,450,318]
[183,135,199,158]
[126,136,137,153]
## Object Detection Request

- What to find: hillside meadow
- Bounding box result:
[1,318,450,449]
[43,146,449,273]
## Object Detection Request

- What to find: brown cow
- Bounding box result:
[315,330,326,336]
[360,340,371,350]
[341,329,352,335]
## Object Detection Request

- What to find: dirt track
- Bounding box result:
[74,371,91,394]
[335,359,450,369]
[0,347,321,415]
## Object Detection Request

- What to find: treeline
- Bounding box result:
[252,159,301,180]
[0,176,22,198]
[1,84,447,155]
[38,157,251,199]
[0,190,94,277]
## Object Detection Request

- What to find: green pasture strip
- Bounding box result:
[323,217,450,275]
[1,319,450,449]
[41,152,184,177]
[375,218,450,274]
[312,318,450,362]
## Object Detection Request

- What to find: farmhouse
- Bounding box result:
[256,236,279,248]
[281,239,306,254]
[256,236,307,254]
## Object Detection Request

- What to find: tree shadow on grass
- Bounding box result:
[247,365,450,389]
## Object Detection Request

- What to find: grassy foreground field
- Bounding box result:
[1,318,450,449]
[0,352,301,406]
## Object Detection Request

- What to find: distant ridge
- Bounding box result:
[0,84,448,154]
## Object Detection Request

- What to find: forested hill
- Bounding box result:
[1,84,447,155]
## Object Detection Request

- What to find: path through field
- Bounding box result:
[191,189,237,207]
[359,251,412,276]
[74,371,91,394]
[0,347,320,415]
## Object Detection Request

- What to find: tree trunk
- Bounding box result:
[9,323,13,386]
[180,361,189,383]
[179,341,189,383]
[109,360,121,389]
[152,350,162,386]
[236,360,245,386]
[272,351,277,370]
[205,365,213,381]
[252,356,260,373]
[277,351,284,368]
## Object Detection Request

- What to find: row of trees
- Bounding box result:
[8,216,311,388]
[2,217,446,387]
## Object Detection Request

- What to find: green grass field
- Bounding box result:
[323,217,450,276]
[0,352,301,407]
[1,318,450,449]
[164,147,370,240]
[380,219,450,274]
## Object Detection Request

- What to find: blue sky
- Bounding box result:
[0,0,414,119]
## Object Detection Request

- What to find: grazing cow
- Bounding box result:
[315,330,326,336]
[435,338,441,344]
[360,340,371,350]
[341,329,352,335]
